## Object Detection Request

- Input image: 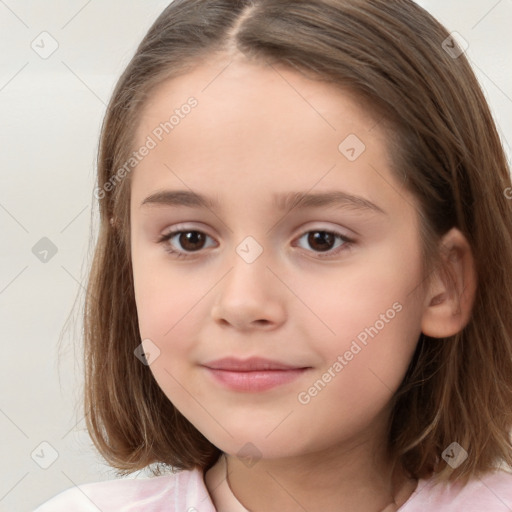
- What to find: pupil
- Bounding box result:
[309,231,334,252]
[181,231,204,251]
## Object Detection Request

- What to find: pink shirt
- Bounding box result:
[34,459,512,512]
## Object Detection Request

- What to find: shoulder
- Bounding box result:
[33,467,216,512]
[401,469,512,511]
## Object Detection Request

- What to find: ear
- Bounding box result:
[421,228,477,338]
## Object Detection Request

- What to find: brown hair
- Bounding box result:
[83,0,512,485]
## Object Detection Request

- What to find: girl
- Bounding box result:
[36,0,512,510]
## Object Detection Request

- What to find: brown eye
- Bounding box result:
[295,229,354,259]
[177,231,207,251]
[307,231,336,252]
[159,229,216,257]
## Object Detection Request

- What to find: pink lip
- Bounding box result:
[202,357,310,392]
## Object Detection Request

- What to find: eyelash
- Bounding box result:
[157,227,355,260]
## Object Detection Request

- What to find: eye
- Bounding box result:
[157,227,354,259]
[294,230,354,258]
[158,229,216,258]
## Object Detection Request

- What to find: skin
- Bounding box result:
[129,52,476,512]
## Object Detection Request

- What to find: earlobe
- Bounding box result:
[421,228,477,338]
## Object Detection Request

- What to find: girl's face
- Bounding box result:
[130,53,428,460]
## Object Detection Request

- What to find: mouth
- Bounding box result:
[201,357,311,392]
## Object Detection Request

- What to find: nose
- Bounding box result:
[210,249,287,331]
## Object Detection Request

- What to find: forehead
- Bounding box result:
[135,53,381,146]
[130,54,405,215]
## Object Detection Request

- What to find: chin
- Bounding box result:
[197,421,310,462]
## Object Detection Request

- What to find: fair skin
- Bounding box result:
[129,52,476,512]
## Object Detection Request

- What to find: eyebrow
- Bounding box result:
[140,190,386,215]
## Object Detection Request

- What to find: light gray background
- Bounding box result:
[0,1,511,511]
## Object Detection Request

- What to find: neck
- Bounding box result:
[212,426,417,512]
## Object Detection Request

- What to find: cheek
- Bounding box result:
[131,250,219,392]
[292,240,425,410]
[132,264,206,411]
[131,238,208,337]
[295,239,424,352]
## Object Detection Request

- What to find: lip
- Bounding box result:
[202,357,310,392]
[203,357,305,371]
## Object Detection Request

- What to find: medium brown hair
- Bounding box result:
[83,0,512,485]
